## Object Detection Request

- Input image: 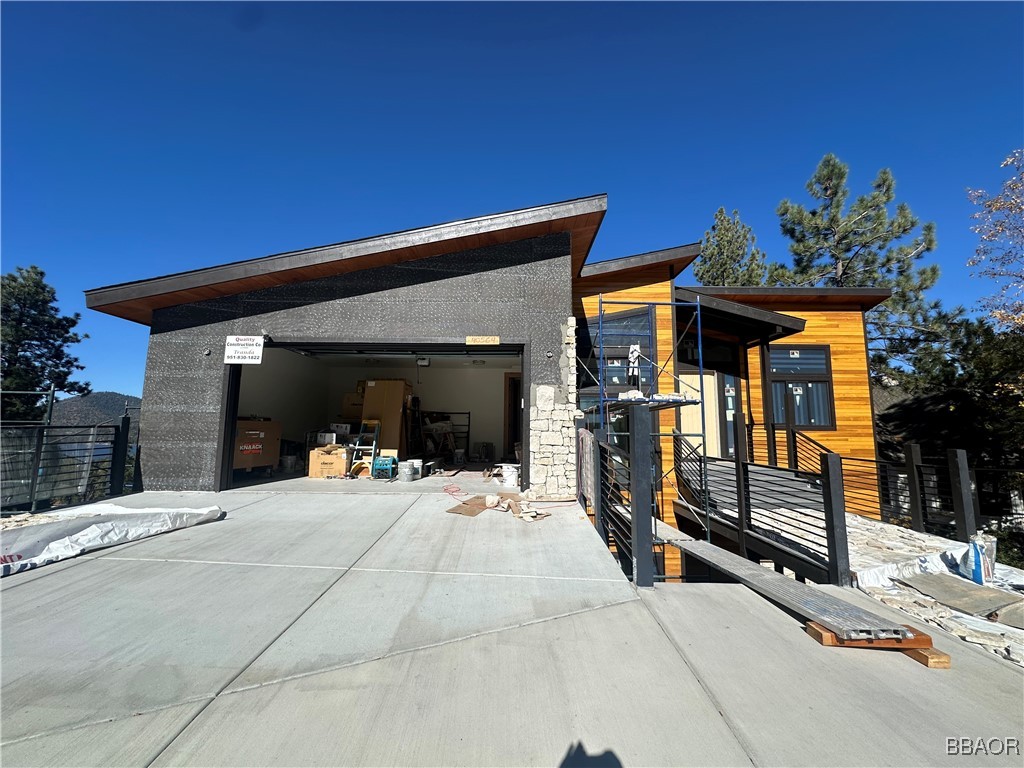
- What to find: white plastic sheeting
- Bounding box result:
[853,547,968,589]
[1,504,225,577]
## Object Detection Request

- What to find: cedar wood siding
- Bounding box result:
[747,308,881,519]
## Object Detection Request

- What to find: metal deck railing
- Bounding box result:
[1,416,133,511]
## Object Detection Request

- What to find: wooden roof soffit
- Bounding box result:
[687,286,892,311]
[572,243,702,296]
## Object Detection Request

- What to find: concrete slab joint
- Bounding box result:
[526,317,582,501]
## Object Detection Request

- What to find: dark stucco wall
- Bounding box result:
[140,233,572,491]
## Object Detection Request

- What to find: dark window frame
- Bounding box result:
[767,344,837,431]
[578,305,658,433]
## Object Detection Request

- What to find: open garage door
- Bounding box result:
[219,342,526,491]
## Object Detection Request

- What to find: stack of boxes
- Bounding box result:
[307,379,414,478]
[307,444,353,478]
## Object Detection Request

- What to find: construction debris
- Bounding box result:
[861,580,1024,667]
[1,513,65,531]
[895,573,1023,620]
[445,494,551,522]
[991,601,1024,630]
[846,512,1024,666]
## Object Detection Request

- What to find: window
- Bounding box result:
[768,345,835,429]
[577,307,656,431]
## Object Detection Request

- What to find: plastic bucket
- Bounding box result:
[410,459,423,479]
[397,461,415,482]
[501,465,520,487]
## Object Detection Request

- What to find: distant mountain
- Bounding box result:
[51,391,142,441]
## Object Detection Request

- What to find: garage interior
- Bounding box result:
[228,343,525,489]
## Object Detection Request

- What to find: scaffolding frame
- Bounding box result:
[590,295,711,539]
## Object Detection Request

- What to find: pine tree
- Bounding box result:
[694,207,768,286]
[877,319,1023,465]
[968,149,1023,330]
[773,154,950,380]
[1,266,90,421]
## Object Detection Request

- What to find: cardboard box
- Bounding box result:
[308,447,351,478]
[329,423,351,436]
[233,419,281,471]
[341,393,364,420]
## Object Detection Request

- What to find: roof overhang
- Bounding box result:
[675,287,805,345]
[574,243,700,293]
[687,286,892,311]
[86,195,608,325]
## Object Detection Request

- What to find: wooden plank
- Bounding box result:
[805,621,933,649]
[805,620,839,646]
[902,646,952,669]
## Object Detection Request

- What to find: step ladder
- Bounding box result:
[352,420,381,466]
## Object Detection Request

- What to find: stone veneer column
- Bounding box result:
[526,316,583,500]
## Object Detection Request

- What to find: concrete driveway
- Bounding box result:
[2,489,1022,767]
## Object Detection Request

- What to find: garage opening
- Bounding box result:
[220,342,525,491]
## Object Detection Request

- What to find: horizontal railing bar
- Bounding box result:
[746,477,823,491]
[600,482,629,498]
[749,524,827,547]
[749,518,827,540]
[748,504,825,521]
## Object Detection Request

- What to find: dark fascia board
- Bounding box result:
[688,286,892,310]
[578,242,701,279]
[85,194,607,321]
[675,287,806,342]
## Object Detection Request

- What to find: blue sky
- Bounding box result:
[3,2,1022,397]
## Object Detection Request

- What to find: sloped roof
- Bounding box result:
[85,195,607,325]
[674,287,806,344]
[688,286,891,311]
[577,243,701,282]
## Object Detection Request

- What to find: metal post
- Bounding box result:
[592,428,607,545]
[694,300,710,544]
[821,452,852,587]
[785,427,797,470]
[597,294,606,431]
[904,443,924,533]
[969,468,981,523]
[947,449,978,542]
[628,404,655,587]
[110,414,130,497]
[759,341,778,466]
[28,426,45,512]
[44,384,56,426]
[733,408,750,560]
[575,417,586,506]
[132,447,144,493]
